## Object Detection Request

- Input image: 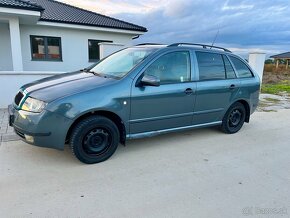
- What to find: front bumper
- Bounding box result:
[8,104,72,150]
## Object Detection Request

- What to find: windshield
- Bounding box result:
[90,47,157,79]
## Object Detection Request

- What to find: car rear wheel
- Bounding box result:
[221,102,246,134]
[70,116,119,164]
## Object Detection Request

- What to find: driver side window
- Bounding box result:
[144,51,191,84]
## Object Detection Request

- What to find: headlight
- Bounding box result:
[21,97,47,113]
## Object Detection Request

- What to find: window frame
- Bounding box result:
[195,51,226,81]
[88,39,113,62]
[221,54,237,80]
[30,35,62,62]
[227,55,254,78]
[141,50,192,85]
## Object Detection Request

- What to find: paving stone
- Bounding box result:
[0,109,19,142]
[7,127,14,133]
[0,127,7,134]
[2,133,20,142]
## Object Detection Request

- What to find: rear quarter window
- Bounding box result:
[229,56,253,78]
[223,55,236,79]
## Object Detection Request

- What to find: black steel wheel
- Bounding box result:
[70,116,119,164]
[221,102,246,134]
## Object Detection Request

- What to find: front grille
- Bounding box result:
[14,91,24,106]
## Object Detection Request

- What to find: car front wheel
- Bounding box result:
[70,116,119,164]
[221,102,246,134]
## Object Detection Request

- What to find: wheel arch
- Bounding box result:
[66,110,126,145]
[234,99,250,123]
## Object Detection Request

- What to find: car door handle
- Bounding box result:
[184,88,194,95]
[229,84,236,90]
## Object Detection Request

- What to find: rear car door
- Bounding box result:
[193,51,241,125]
[130,50,196,134]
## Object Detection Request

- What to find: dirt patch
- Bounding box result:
[261,64,290,96]
[263,71,289,84]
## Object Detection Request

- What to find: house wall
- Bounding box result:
[99,43,126,58]
[248,52,266,83]
[0,23,13,71]
[20,25,134,71]
[0,72,57,108]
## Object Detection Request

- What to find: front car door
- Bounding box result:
[129,50,196,135]
[193,51,241,125]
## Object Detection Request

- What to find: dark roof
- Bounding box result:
[270,52,290,59]
[0,0,43,11]
[0,0,147,32]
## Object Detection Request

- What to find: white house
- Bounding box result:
[0,0,147,71]
[0,0,147,107]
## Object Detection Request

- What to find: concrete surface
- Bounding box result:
[0,110,289,218]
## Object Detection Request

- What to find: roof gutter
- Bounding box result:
[37,21,146,35]
[0,7,41,16]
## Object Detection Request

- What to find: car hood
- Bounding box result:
[22,71,118,102]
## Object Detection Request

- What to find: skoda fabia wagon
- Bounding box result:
[9,43,260,164]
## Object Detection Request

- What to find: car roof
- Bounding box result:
[133,43,248,65]
[167,43,231,52]
[134,43,232,54]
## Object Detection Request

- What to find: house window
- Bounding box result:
[88,39,112,62]
[30,36,62,61]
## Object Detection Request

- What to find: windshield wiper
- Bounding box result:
[91,71,104,77]
[81,69,102,76]
[80,68,90,72]
[81,69,119,79]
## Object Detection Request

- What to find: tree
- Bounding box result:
[265,59,274,64]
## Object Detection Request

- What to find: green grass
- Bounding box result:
[261,81,290,95]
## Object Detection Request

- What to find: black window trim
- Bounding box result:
[30,35,62,62]
[88,39,113,62]
[227,54,254,78]
[141,50,192,85]
[195,51,226,81]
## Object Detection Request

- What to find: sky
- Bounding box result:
[59,0,290,57]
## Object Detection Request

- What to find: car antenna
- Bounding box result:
[210,29,219,49]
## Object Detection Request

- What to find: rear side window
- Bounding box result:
[229,56,253,78]
[196,52,225,80]
[223,55,236,79]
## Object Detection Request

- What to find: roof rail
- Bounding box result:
[167,43,231,52]
[135,43,165,46]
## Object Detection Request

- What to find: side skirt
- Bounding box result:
[126,121,222,140]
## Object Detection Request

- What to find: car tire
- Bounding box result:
[69,115,119,164]
[221,102,246,134]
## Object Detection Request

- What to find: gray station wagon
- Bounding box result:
[8,43,260,164]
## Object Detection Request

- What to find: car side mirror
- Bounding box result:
[141,74,160,87]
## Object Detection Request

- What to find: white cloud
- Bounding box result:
[222,0,254,11]
[58,0,290,55]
